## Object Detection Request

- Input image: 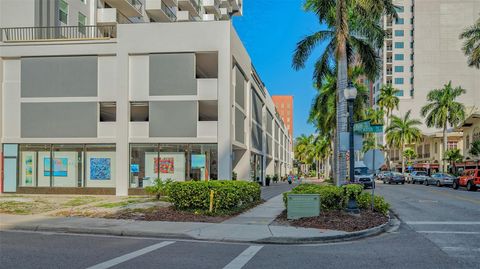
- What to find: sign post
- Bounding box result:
[356,121,384,211]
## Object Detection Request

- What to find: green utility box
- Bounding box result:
[287,194,321,220]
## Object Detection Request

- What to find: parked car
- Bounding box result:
[354,167,374,189]
[424,173,455,187]
[376,171,389,181]
[383,172,405,184]
[453,169,480,191]
[409,171,430,184]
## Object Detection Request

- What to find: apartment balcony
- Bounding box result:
[104,0,142,17]
[0,25,116,42]
[202,13,218,21]
[203,0,221,15]
[97,8,117,25]
[386,70,392,75]
[386,58,393,63]
[197,121,217,137]
[197,79,218,100]
[176,10,191,21]
[178,0,201,17]
[145,0,177,22]
[387,46,392,51]
[219,7,229,20]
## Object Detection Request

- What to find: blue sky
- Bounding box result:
[232,0,327,138]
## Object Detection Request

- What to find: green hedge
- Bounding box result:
[283,184,344,210]
[357,192,390,215]
[169,180,261,211]
[283,184,390,214]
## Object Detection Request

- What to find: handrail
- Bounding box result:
[0,25,116,42]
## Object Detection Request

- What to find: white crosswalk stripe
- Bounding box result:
[223,245,264,269]
[85,241,175,269]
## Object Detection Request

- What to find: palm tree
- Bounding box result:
[365,108,385,125]
[460,15,480,68]
[386,110,422,175]
[377,84,401,127]
[421,81,466,172]
[309,66,370,138]
[469,140,480,157]
[444,148,463,173]
[293,0,397,185]
[312,134,332,178]
[295,134,315,173]
[403,148,417,168]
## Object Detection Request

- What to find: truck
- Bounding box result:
[354,164,375,189]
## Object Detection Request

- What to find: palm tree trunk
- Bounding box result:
[442,124,447,172]
[401,143,405,175]
[334,0,349,186]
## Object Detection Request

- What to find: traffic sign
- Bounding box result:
[354,120,383,134]
[364,149,385,171]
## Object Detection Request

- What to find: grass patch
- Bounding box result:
[96,199,142,208]
[63,196,100,207]
[0,201,34,214]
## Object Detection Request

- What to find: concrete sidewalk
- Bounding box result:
[223,194,285,225]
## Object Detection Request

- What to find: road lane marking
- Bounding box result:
[417,231,480,234]
[442,247,480,252]
[427,189,480,205]
[86,241,175,269]
[223,245,263,269]
[406,221,480,225]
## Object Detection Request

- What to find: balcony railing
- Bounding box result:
[0,25,116,42]
[162,1,177,21]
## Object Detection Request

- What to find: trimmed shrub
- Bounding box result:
[169,180,261,211]
[145,178,174,200]
[342,184,364,201]
[357,192,390,215]
[283,184,344,211]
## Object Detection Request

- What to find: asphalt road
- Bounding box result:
[0,183,478,269]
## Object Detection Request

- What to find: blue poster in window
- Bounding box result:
[130,164,139,173]
[191,154,206,169]
[90,158,111,180]
[44,157,68,177]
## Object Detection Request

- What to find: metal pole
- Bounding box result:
[349,100,355,183]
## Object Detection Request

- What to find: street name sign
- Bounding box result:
[354,120,383,134]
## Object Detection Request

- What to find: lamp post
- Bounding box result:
[343,83,357,183]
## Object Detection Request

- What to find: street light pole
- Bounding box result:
[343,83,357,183]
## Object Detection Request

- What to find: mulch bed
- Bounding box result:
[106,206,229,223]
[275,210,388,232]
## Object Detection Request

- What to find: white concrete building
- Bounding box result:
[376,0,480,168]
[0,0,293,195]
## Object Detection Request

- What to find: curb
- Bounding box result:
[0,214,399,245]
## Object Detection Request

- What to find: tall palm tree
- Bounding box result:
[293,0,397,185]
[386,110,422,175]
[403,147,417,168]
[365,108,385,125]
[460,15,480,68]
[421,81,466,172]
[377,84,400,127]
[312,134,332,178]
[309,66,370,138]
[295,134,315,173]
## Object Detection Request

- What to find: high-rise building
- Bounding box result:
[377,0,480,169]
[0,0,293,195]
[272,96,294,137]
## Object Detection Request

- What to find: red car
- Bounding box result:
[453,169,480,191]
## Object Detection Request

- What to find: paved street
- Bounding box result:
[1,183,478,269]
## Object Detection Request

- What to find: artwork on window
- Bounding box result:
[130,164,139,173]
[155,157,174,174]
[24,155,33,186]
[44,157,68,177]
[191,154,206,169]
[90,158,111,180]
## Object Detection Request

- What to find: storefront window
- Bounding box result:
[130,144,158,188]
[18,144,115,188]
[52,144,83,187]
[85,144,116,188]
[130,143,218,188]
[19,144,51,187]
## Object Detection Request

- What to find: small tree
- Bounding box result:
[470,140,480,157]
[403,148,417,168]
[444,148,463,173]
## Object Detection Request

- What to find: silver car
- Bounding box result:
[410,171,430,184]
[424,173,455,187]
